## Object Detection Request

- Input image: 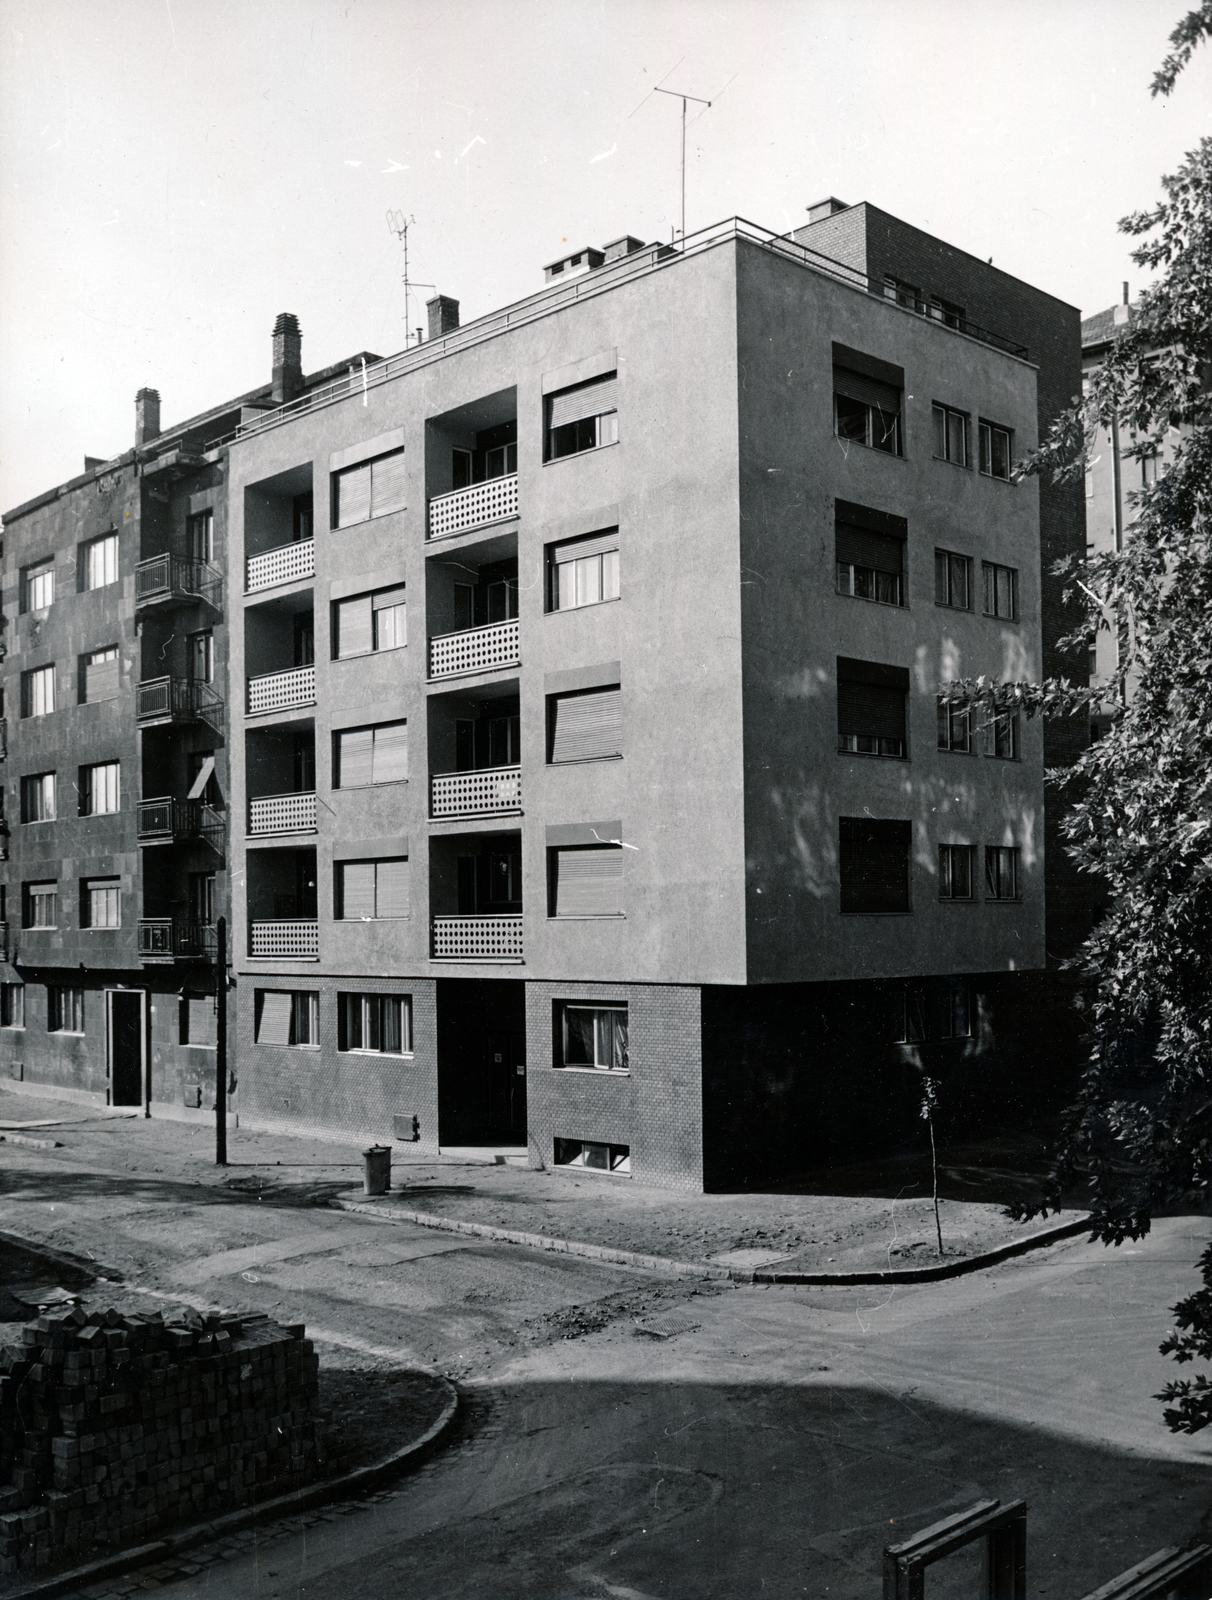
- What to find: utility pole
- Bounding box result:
[653,87,712,243]
[215,917,227,1166]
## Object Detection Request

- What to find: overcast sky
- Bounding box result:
[1,0,1208,512]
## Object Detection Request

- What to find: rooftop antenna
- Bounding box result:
[386,211,436,344]
[653,86,712,244]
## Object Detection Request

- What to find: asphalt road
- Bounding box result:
[3,1143,1212,1596]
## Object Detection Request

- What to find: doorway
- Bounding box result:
[108,990,145,1107]
[436,978,526,1146]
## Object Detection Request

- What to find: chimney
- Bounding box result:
[1123,281,1130,305]
[272,313,303,405]
[602,235,645,263]
[806,197,850,224]
[426,295,460,339]
[135,387,161,448]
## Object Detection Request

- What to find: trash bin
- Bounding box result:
[362,1144,391,1195]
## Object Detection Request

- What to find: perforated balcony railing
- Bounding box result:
[431,915,523,960]
[431,766,521,818]
[249,920,319,959]
[428,619,519,680]
[248,792,318,835]
[428,474,519,540]
[246,541,316,593]
[247,665,316,715]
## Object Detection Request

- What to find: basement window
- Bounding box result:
[554,1139,631,1175]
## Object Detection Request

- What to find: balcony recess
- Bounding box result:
[428,619,519,681]
[431,766,521,818]
[428,474,518,541]
[137,919,217,962]
[432,914,523,961]
[249,920,319,959]
[248,792,318,836]
[135,555,222,612]
[246,541,316,594]
[247,665,316,715]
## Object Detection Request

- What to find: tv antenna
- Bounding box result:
[386,211,436,343]
[652,86,712,243]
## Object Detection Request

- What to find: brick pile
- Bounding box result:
[0,1305,334,1577]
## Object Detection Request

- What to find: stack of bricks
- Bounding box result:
[0,1305,334,1577]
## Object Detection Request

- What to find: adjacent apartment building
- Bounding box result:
[2,201,1088,1189]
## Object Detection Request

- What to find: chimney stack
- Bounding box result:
[135,388,161,448]
[272,313,303,405]
[426,295,460,339]
[1123,281,1130,305]
[806,197,850,224]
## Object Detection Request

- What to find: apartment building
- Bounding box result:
[225,203,1086,1190]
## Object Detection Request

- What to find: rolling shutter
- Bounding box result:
[336,595,373,657]
[833,367,900,413]
[186,996,216,1047]
[837,680,906,740]
[553,846,623,916]
[835,524,903,572]
[375,859,410,919]
[336,726,374,788]
[371,722,408,784]
[257,991,293,1046]
[336,462,372,528]
[549,687,622,763]
[84,654,120,702]
[370,451,407,517]
[549,375,618,430]
[340,862,376,920]
[551,531,619,564]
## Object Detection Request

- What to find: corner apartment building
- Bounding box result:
[226,202,1086,1190]
[0,321,378,1118]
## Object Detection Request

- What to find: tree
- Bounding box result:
[941,8,1212,1431]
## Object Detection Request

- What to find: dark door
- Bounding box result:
[488,1031,527,1142]
[109,991,143,1106]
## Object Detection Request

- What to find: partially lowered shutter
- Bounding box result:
[550,687,622,763]
[186,995,216,1046]
[549,375,618,430]
[340,862,376,919]
[371,721,408,784]
[552,846,623,916]
[336,462,372,528]
[370,451,407,517]
[551,530,620,564]
[336,726,374,787]
[336,595,373,657]
[84,655,120,703]
[376,859,410,919]
[838,680,905,740]
[257,991,293,1046]
[835,524,903,572]
[833,367,900,413]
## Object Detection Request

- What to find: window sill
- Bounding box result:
[554,1066,630,1077]
[985,897,1023,905]
[978,472,1014,485]
[48,1030,85,1037]
[832,433,905,461]
[937,747,976,757]
[256,1042,321,1051]
[335,779,409,791]
[932,455,971,471]
[548,753,624,767]
[835,592,907,610]
[938,897,977,905]
[934,602,974,613]
[338,1050,415,1060]
[543,440,620,467]
[839,910,914,917]
[982,614,1021,625]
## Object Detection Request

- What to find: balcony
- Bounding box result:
[136,676,226,735]
[249,920,319,959]
[137,919,218,963]
[248,792,318,836]
[432,914,523,961]
[246,541,316,594]
[135,554,221,612]
[428,619,519,681]
[0,719,7,759]
[137,797,225,852]
[247,665,316,716]
[431,766,521,819]
[0,922,7,960]
[428,474,518,541]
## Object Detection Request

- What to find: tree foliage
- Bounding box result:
[941,32,1212,1431]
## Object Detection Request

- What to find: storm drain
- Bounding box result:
[633,1312,701,1340]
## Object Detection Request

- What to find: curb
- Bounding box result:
[15,1376,459,1599]
[330,1192,1091,1286]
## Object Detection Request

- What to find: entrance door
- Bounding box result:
[108,991,144,1106]
[488,1030,527,1142]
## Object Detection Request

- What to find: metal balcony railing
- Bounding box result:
[428,473,518,541]
[431,765,521,818]
[248,792,318,835]
[134,554,222,610]
[246,540,316,593]
[0,922,7,960]
[431,914,523,960]
[137,919,218,961]
[247,664,316,715]
[428,618,519,680]
[249,920,319,959]
[137,797,224,853]
[0,719,7,760]
[136,677,226,735]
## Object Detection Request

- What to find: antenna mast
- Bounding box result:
[386,211,436,343]
[653,86,712,243]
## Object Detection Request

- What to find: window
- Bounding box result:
[839,817,911,914]
[938,844,976,900]
[22,558,54,613]
[335,858,410,920]
[24,882,58,929]
[549,845,624,917]
[835,520,904,606]
[80,761,120,816]
[929,295,965,329]
[81,646,120,704]
[338,993,411,1055]
[190,630,214,684]
[180,993,216,1047]
[554,1139,631,1174]
[936,700,971,753]
[21,665,55,718]
[932,404,968,467]
[82,534,119,590]
[934,550,971,609]
[548,685,622,764]
[833,365,902,456]
[47,987,84,1033]
[837,658,908,758]
[558,1002,629,1072]
[333,585,407,658]
[548,531,620,611]
[82,879,121,929]
[1141,453,1161,486]
[1,984,25,1029]
[333,449,406,529]
[20,773,55,823]
[189,872,216,926]
[982,562,1018,620]
[882,275,920,310]
[895,983,971,1041]
[985,846,1021,901]
[255,989,319,1047]
[334,721,408,787]
[293,492,314,542]
[983,711,1020,760]
[188,750,222,806]
[546,374,618,460]
[187,510,214,563]
[979,420,1012,480]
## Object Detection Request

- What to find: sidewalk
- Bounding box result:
[0,1083,1084,1277]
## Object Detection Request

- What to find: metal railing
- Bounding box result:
[428,618,519,680]
[246,540,316,593]
[0,922,7,960]
[431,765,521,817]
[136,677,226,735]
[134,554,222,609]
[0,719,6,759]
[136,798,225,851]
[432,914,523,960]
[248,792,318,835]
[249,920,319,959]
[247,664,316,714]
[428,474,518,540]
[137,919,218,961]
[873,281,1030,359]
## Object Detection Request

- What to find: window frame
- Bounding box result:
[24,881,58,930]
[544,374,619,463]
[21,558,55,613]
[333,720,409,789]
[82,533,120,591]
[20,772,56,824]
[79,760,121,816]
[331,448,407,530]
[546,684,623,765]
[254,989,320,1049]
[938,844,976,901]
[337,992,412,1056]
[934,550,972,610]
[546,531,621,614]
[0,983,25,1029]
[547,843,625,919]
[180,992,217,1048]
[555,1001,630,1074]
[983,711,1021,761]
[839,816,912,915]
[985,845,1021,902]
[982,562,1019,621]
[187,509,214,563]
[21,665,56,719]
[932,403,969,467]
[47,986,85,1034]
[332,585,408,660]
[978,420,1013,481]
[836,659,909,761]
[936,700,972,754]
[334,858,410,921]
[80,645,121,705]
[82,878,121,930]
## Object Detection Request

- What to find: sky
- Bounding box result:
[0,0,1208,513]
